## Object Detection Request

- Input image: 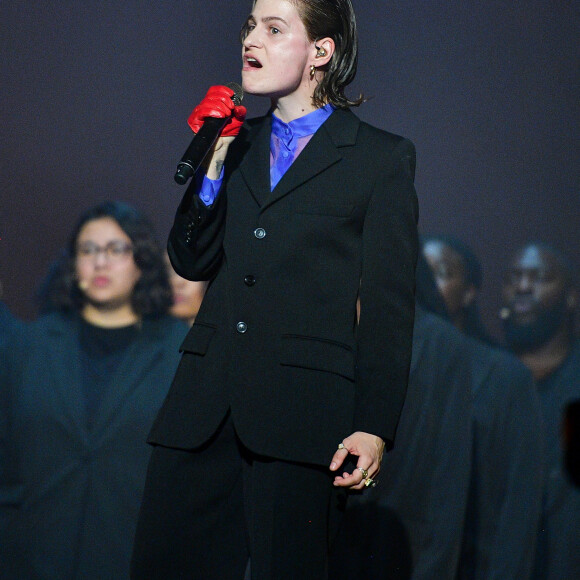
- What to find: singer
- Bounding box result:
[131,1,418,578]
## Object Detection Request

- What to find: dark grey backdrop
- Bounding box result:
[1,1,578,339]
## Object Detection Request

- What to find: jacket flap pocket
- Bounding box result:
[280,335,355,381]
[179,323,216,355]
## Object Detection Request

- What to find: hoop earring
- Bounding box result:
[310,65,316,80]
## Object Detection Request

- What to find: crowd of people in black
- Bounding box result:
[0,199,577,578]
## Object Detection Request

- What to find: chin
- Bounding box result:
[171,306,195,320]
[242,76,269,97]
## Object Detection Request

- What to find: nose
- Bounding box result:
[243,26,261,49]
[93,249,110,267]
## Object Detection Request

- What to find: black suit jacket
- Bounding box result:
[151,108,419,466]
[0,312,187,578]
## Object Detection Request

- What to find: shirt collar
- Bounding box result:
[271,103,334,148]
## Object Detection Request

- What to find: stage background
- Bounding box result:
[1,1,578,340]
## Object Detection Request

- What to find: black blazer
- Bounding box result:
[0,312,187,578]
[152,108,419,466]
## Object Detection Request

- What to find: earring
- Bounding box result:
[310,65,316,79]
[317,48,326,57]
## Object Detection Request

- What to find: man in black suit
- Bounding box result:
[131,1,418,578]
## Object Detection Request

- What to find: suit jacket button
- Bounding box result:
[254,228,266,239]
[236,321,248,333]
[244,275,256,286]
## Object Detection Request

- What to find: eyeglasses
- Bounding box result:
[76,241,133,262]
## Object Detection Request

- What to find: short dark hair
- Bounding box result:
[37,200,172,317]
[423,234,483,289]
[241,0,363,109]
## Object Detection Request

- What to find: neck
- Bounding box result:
[81,303,140,328]
[272,93,318,123]
[517,325,571,381]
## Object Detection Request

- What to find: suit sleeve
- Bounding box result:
[167,169,228,282]
[354,137,419,449]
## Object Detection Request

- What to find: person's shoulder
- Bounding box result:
[143,314,189,343]
[340,108,414,151]
[30,311,75,334]
[414,309,462,346]
[486,343,531,377]
[468,336,534,391]
[412,309,472,370]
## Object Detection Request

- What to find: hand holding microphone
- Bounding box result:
[175,84,246,185]
[187,85,246,137]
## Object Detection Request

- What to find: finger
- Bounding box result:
[205,85,236,102]
[194,100,234,119]
[233,105,247,121]
[332,463,369,488]
[329,445,349,471]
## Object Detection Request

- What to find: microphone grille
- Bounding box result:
[226,82,244,105]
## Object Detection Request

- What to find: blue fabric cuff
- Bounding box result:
[198,167,224,207]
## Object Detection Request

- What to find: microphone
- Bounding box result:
[174,82,244,185]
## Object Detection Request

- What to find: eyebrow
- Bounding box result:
[248,15,289,26]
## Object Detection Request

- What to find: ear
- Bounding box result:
[312,37,335,68]
[462,285,477,308]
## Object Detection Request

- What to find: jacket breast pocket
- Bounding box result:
[179,323,216,355]
[280,334,355,382]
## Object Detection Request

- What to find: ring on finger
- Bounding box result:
[357,467,369,479]
[365,478,377,488]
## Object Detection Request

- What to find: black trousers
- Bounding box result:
[131,414,347,580]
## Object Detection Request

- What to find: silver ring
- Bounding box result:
[338,443,346,450]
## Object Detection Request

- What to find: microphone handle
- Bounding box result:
[174,116,230,185]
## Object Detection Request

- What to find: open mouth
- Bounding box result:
[245,56,262,68]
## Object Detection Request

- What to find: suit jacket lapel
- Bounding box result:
[238,116,272,207]
[265,108,359,210]
[237,108,360,211]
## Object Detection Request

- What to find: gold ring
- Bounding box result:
[338,443,346,450]
[357,467,369,479]
[365,478,377,488]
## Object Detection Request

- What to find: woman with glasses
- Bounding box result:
[0,201,187,579]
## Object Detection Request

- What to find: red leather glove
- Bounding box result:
[187,85,247,138]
